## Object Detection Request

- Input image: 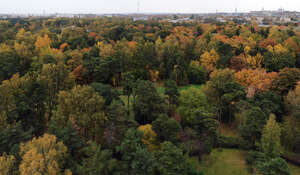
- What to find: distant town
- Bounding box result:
[1,8,300,26]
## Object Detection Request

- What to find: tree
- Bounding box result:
[286,81,300,117]
[133,80,167,124]
[164,80,180,107]
[187,61,207,84]
[152,114,182,144]
[122,72,136,114]
[77,142,117,175]
[234,69,278,97]
[261,114,282,157]
[90,82,120,107]
[257,158,291,175]
[56,85,106,141]
[263,50,295,72]
[19,133,70,175]
[35,34,51,50]
[229,55,247,71]
[104,101,137,148]
[48,121,85,170]
[0,153,16,175]
[203,69,245,122]
[138,124,159,151]
[177,87,211,126]
[118,129,155,175]
[0,50,20,82]
[271,68,300,96]
[38,62,75,121]
[154,142,201,175]
[252,91,284,120]
[239,107,268,144]
[200,49,219,74]
[0,122,33,156]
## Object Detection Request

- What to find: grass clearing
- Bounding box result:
[196,148,300,175]
[289,164,300,175]
[218,123,241,138]
[155,84,203,94]
[198,148,251,175]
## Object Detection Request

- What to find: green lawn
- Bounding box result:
[197,149,251,175]
[195,148,300,175]
[289,164,300,175]
[155,84,202,94]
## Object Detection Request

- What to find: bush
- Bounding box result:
[245,151,268,166]
[217,135,252,150]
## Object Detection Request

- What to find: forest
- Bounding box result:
[0,17,300,175]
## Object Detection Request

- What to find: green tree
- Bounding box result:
[0,50,20,82]
[239,107,268,144]
[38,62,75,121]
[134,80,167,124]
[187,62,207,84]
[164,80,180,107]
[122,72,136,115]
[0,122,33,157]
[177,87,211,126]
[271,68,300,96]
[104,101,138,148]
[56,85,106,141]
[261,114,282,157]
[90,82,120,107]
[118,128,155,175]
[257,158,291,175]
[264,51,295,72]
[154,141,201,175]
[152,114,182,144]
[77,142,117,175]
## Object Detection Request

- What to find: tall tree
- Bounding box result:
[261,114,282,157]
[56,85,106,141]
[133,80,167,124]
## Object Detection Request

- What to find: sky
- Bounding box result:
[0,0,300,14]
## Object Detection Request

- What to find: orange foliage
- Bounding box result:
[235,69,278,97]
[229,55,247,71]
[72,65,88,84]
[35,34,51,49]
[59,43,69,51]
[285,37,300,53]
[214,34,230,44]
[88,32,97,38]
[259,38,277,49]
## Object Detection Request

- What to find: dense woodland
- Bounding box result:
[0,17,300,175]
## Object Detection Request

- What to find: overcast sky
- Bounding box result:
[1,0,300,14]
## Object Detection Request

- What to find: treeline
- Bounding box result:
[0,17,300,175]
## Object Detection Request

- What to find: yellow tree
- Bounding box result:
[66,49,83,71]
[19,133,71,175]
[56,85,106,141]
[138,124,159,151]
[244,53,264,69]
[286,81,300,113]
[0,153,16,175]
[35,34,52,49]
[0,73,24,127]
[38,61,75,121]
[261,114,282,157]
[200,49,219,74]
